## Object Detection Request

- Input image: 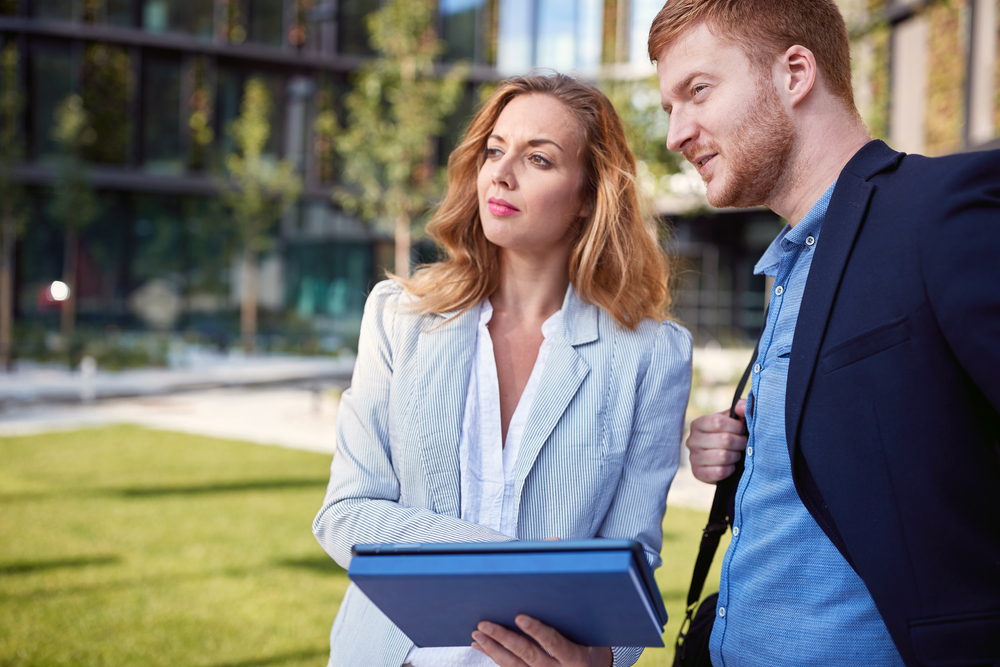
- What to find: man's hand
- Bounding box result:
[686,399,748,483]
[471,615,612,667]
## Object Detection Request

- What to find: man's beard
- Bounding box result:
[700,79,796,209]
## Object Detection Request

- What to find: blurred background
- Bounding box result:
[0,0,998,665]
[0,0,997,370]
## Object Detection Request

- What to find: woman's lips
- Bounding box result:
[488,198,519,216]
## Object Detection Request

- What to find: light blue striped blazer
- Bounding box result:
[313,279,693,667]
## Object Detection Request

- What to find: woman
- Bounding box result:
[313,73,692,667]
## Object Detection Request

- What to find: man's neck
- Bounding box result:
[769,120,871,226]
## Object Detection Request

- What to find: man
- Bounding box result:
[649,1,1000,666]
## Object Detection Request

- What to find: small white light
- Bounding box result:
[49,281,70,302]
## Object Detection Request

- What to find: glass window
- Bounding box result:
[285,236,371,331]
[441,0,482,62]
[82,43,132,165]
[535,0,577,71]
[629,0,660,65]
[34,0,73,20]
[497,0,533,74]
[143,0,213,39]
[105,0,136,27]
[248,0,284,47]
[142,53,182,174]
[29,40,74,159]
[338,0,378,56]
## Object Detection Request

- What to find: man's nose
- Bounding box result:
[666,110,697,153]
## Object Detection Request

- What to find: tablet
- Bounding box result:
[348,539,667,648]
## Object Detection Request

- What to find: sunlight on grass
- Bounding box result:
[0,425,724,666]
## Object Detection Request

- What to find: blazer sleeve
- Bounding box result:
[918,151,1000,413]
[601,320,693,667]
[313,281,512,570]
[596,319,693,568]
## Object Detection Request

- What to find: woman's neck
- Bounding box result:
[490,250,570,323]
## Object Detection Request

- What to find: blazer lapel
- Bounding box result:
[414,307,478,519]
[511,287,598,511]
[785,140,903,459]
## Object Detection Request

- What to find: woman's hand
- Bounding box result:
[472,615,613,667]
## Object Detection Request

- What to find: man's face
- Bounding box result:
[656,23,796,209]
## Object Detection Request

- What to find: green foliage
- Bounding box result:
[48,94,100,234]
[1,43,28,238]
[316,0,468,233]
[81,43,132,165]
[221,78,302,253]
[600,76,686,202]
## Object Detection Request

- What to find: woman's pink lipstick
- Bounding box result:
[488,197,519,216]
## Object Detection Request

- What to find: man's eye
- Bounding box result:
[692,84,708,96]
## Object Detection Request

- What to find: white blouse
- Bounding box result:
[404,299,562,667]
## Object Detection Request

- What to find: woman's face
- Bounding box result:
[477,94,590,259]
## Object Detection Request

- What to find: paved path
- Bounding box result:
[0,383,715,510]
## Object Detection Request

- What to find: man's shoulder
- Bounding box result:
[874,146,1000,189]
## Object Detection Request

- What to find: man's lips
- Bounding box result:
[488,197,520,216]
[690,153,717,175]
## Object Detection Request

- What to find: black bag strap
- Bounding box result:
[675,305,768,650]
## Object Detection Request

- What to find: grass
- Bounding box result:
[0,425,727,667]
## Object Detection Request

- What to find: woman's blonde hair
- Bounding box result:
[400,73,671,330]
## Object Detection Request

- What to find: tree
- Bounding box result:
[222,78,302,353]
[49,94,100,348]
[0,43,28,369]
[315,0,468,278]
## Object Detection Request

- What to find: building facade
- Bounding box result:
[1,0,998,355]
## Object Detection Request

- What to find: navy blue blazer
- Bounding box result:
[785,140,1000,667]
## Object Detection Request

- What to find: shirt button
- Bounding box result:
[747,446,753,456]
[805,235,815,246]
[732,526,739,537]
[753,363,761,374]
[718,606,726,618]
[774,285,784,296]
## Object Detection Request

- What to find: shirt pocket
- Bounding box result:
[820,315,911,373]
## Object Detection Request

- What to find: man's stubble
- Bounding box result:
[705,77,797,210]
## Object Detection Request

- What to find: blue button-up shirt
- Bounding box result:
[709,183,904,666]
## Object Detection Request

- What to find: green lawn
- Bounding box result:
[0,425,726,667]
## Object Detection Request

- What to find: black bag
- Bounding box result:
[673,314,765,667]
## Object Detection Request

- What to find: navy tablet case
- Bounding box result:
[348,539,667,648]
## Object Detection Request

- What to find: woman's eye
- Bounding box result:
[485,146,502,158]
[529,154,551,167]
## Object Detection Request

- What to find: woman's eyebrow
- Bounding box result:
[528,138,563,152]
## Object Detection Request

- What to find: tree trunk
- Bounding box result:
[241,246,258,354]
[394,213,411,279]
[0,215,13,371]
[61,227,78,346]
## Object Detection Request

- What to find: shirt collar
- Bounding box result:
[754,181,837,277]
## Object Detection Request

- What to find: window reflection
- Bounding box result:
[441,0,483,62]
[82,43,132,165]
[29,40,74,159]
[142,0,214,39]
[143,54,182,174]
[337,0,378,56]
[34,0,73,21]
[249,0,284,47]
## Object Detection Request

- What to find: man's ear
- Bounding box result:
[780,45,817,109]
